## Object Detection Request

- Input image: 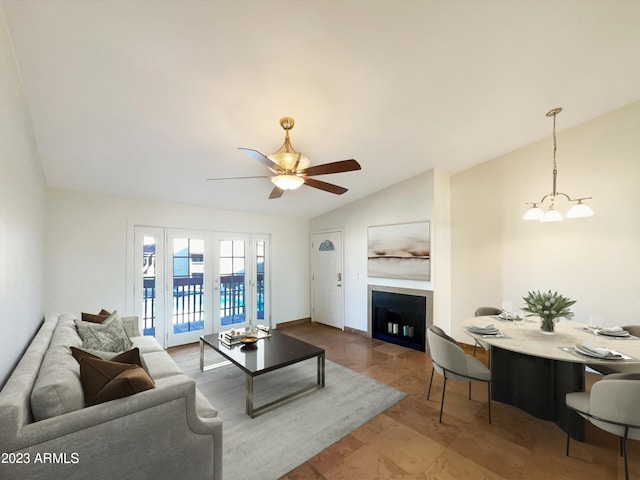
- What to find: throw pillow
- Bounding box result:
[76,313,133,352]
[70,346,144,368]
[120,316,141,338]
[79,357,155,406]
[81,309,112,323]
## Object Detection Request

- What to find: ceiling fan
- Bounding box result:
[208,117,361,199]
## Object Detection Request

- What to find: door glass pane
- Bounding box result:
[172,238,204,334]
[142,236,157,336]
[256,240,265,321]
[219,240,246,327]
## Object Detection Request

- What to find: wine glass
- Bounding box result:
[501,300,513,315]
[512,310,524,337]
[589,314,603,338]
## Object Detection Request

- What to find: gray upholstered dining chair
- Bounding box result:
[427,326,492,423]
[472,306,502,357]
[566,373,640,480]
[587,325,640,375]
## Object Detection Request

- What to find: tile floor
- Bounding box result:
[276,322,638,480]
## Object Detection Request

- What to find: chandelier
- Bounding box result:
[523,107,594,222]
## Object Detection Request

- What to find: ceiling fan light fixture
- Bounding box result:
[266,117,311,170]
[271,174,304,190]
[234,116,361,199]
[267,151,310,171]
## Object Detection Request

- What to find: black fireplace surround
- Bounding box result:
[372,290,426,352]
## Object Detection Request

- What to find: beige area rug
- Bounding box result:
[176,350,406,480]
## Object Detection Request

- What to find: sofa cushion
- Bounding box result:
[79,357,155,406]
[142,350,185,380]
[70,347,143,368]
[75,312,133,352]
[131,335,165,354]
[81,310,141,338]
[121,316,141,338]
[81,309,111,323]
[31,314,85,421]
[71,346,149,376]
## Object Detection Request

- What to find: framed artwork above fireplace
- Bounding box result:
[367,221,430,281]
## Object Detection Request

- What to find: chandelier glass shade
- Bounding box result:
[523,107,594,222]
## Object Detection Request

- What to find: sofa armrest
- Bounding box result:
[6,375,222,480]
[10,375,220,450]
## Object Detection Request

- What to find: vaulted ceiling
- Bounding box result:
[3,0,640,218]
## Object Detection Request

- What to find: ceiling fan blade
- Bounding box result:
[238,148,284,174]
[297,159,361,177]
[207,175,270,181]
[303,177,349,195]
[269,186,285,199]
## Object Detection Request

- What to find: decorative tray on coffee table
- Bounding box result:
[219,327,271,347]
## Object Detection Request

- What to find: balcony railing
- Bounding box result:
[142,274,264,336]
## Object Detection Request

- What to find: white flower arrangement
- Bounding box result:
[522,290,576,332]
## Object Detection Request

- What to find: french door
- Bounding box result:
[133,226,269,347]
[214,233,270,331]
[166,230,212,346]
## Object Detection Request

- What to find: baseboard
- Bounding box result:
[344,326,369,338]
[277,317,311,329]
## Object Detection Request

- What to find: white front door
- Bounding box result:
[311,231,344,329]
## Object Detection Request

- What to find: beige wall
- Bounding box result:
[451,101,640,340]
[0,7,46,386]
[311,169,449,332]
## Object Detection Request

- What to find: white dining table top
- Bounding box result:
[462,316,640,364]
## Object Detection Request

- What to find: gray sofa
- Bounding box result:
[0,313,222,480]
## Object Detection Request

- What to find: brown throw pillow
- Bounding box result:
[81,309,112,324]
[79,357,155,406]
[70,347,143,368]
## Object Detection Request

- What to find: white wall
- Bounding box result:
[451,101,640,340]
[0,7,46,386]
[310,170,444,332]
[45,189,310,327]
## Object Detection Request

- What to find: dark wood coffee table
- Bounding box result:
[199,330,325,417]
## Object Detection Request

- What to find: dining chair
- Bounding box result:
[587,325,640,375]
[427,326,492,423]
[566,372,640,480]
[473,306,502,357]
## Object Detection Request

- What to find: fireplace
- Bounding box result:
[369,286,432,352]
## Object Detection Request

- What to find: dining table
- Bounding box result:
[462,316,640,440]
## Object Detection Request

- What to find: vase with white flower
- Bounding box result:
[522,290,576,334]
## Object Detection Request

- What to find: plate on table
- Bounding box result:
[467,325,500,335]
[598,330,631,338]
[575,343,623,359]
